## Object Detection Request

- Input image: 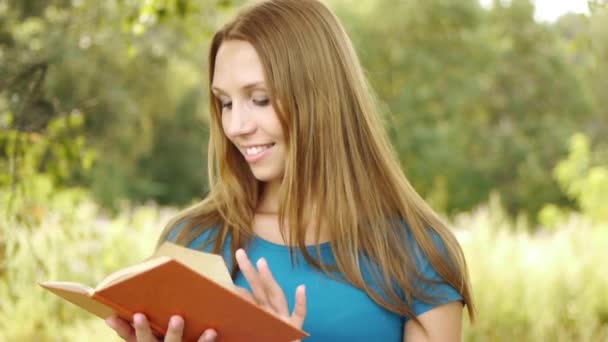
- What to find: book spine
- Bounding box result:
[92,293,166,336]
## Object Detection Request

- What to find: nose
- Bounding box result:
[223,100,255,137]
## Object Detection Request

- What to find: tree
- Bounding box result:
[333,0,594,219]
[1,0,241,210]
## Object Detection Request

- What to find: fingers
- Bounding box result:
[105,314,136,341]
[290,285,307,328]
[235,249,270,308]
[235,249,307,330]
[107,314,192,342]
[236,248,289,316]
[234,285,256,303]
[257,257,289,317]
[133,313,157,342]
[196,329,218,342]
[163,315,185,342]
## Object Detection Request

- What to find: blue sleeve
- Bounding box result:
[166,220,185,242]
[166,220,219,252]
[166,220,234,269]
[404,230,463,320]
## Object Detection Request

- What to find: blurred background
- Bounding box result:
[1,0,607,340]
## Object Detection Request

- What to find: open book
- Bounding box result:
[39,242,308,342]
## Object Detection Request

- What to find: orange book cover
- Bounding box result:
[39,242,308,342]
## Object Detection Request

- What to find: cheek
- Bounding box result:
[265,111,285,140]
[220,115,231,137]
[219,118,238,148]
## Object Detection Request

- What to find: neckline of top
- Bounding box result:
[252,234,333,252]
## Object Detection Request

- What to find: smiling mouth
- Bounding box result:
[244,143,275,157]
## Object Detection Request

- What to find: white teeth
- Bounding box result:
[245,144,272,156]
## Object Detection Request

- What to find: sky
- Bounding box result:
[479,0,590,22]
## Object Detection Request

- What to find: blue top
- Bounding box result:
[167,223,462,342]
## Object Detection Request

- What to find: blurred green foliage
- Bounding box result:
[0,177,170,340]
[552,133,608,222]
[0,0,236,210]
[1,176,607,341]
[1,0,608,340]
[334,0,607,219]
[1,111,94,179]
[459,196,608,341]
[1,0,607,219]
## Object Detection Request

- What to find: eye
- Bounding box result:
[252,97,270,107]
[220,101,232,110]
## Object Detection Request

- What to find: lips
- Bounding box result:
[241,143,276,163]
[244,143,274,156]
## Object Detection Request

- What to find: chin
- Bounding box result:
[250,168,284,183]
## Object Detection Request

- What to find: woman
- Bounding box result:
[105,0,475,341]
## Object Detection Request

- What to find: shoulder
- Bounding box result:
[400,222,464,319]
[165,218,223,251]
[402,223,448,269]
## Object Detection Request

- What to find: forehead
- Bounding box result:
[212,40,265,90]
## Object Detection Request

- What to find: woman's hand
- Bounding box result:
[105,248,306,342]
[105,313,218,342]
[234,248,307,339]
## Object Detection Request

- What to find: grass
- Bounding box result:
[456,198,608,341]
[1,189,606,341]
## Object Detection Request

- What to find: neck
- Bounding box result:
[254,179,329,245]
[257,178,282,213]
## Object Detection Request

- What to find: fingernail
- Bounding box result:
[205,330,217,341]
[133,313,145,326]
[170,316,183,329]
[257,257,266,267]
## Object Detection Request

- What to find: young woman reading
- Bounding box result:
[105,0,475,341]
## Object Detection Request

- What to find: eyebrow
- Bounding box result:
[211,81,266,95]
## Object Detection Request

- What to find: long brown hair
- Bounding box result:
[157,0,475,323]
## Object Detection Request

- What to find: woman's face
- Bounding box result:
[212,40,286,184]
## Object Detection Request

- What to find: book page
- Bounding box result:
[39,281,93,295]
[95,256,172,290]
[39,281,114,318]
[154,242,235,291]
